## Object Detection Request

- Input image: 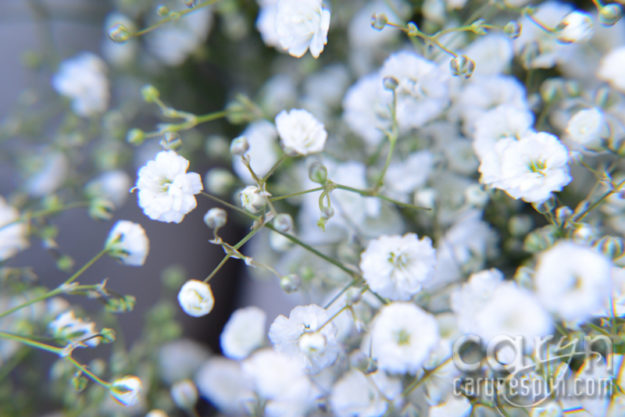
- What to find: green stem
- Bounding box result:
[64,248,109,287]
[204,227,260,282]
[67,356,111,388]
[131,0,221,38]
[195,110,228,124]
[334,184,430,211]
[270,187,324,202]
[261,154,287,184]
[0,331,63,355]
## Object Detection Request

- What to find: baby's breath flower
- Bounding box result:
[136,150,203,223]
[109,375,142,406]
[565,107,608,150]
[105,220,149,266]
[556,11,593,44]
[0,197,28,262]
[597,46,625,93]
[275,0,330,58]
[177,280,215,317]
[221,306,266,360]
[240,185,269,213]
[275,109,327,156]
[49,310,100,349]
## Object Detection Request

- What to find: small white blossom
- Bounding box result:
[275,109,327,155]
[565,107,609,150]
[158,339,209,384]
[330,370,402,417]
[360,233,436,300]
[0,197,28,262]
[370,302,439,374]
[268,304,339,372]
[240,185,269,212]
[464,34,513,76]
[221,306,266,360]
[429,394,472,417]
[556,11,594,44]
[49,310,100,349]
[52,52,109,116]
[178,280,215,317]
[479,131,571,203]
[105,221,149,267]
[171,379,198,410]
[275,0,330,58]
[136,150,203,223]
[451,269,504,334]
[86,170,131,208]
[472,105,534,159]
[535,241,612,323]
[195,358,255,415]
[109,376,142,407]
[598,46,625,93]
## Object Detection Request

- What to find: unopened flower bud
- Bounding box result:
[371,13,388,31]
[127,128,145,145]
[178,280,214,317]
[280,274,301,293]
[205,168,235,195]
[204,208,227,230]
[141,85,160,103]
[351,351,378,374]
[573,222,596,242]
[171,379,198,410]
[230,136,249,156]
[109,376,142,406]
[157,5,170,16]
[406,22,419,37]
[274,213,294,233]
[383,76,399,91]
[594,235,625,260]
[450,55,476,79]
[556,11,593,43]
[308,162,328,184]
[504,21,522,39]
[108,23,130,43]
[599,4,623,26]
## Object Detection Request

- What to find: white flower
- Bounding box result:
[136,150,203,223]
[472,105,534,159]
[275,0,330,58]
[464,34,513,76]
[360,233,436,300]
[158,339,209,384]
[535,241,612,323]
[242,349,315,416]
[232,120,279,183]
[86,170,131,208]
[170,379,198,409]
[275,109,327,155]
[52,52,109,116]
[105,221,149,266]
[268,304,339,372]
[49,310,100,349]
[479,131,571,203]
[380,51,449,130]
[598,46,625,93]
[177,280,215,317]
[565,108,609,150]
[195,358,255,415]
[0,197,28,262]
[109,375,142,406]
[429,394,472,417]
[240,185,269,212]
[556,11,594,44]
[330,370,402,417]
[370,302,439,374]
[221,306,266,360]
[451,269,504,334]
[24,151,68,197]
[474,282,553,344]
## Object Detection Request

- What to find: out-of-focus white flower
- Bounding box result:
[268,304,339,372]
[196,358,255,415]
[556,11,594,44]
[479,131,571,203]
[474,282,553,344]
[52,52,109,116]
[171,379,198,410]
[370,302,439,374]
[451,269,504,334]
[24,151,68,197]
[177,280,214,317]
[243,349,315,417]
[565,108,609,150]
[0,197,28,262]
[598,46,625,93]
[275,0,330,58]
[158,339,209,384]
[535,241,612,323]
[109,375,142,406]
[330,370,402,417]
[275,109,327,155]
[232,120,279,183]
[429,394,472,417]
[385,151,434,200]
[343,73,392,146]
[360,233,436,300]
[136,150,203,223]
[49,310,100,349]
[146,2,212,66]
[240,185,269,212]
[221,306,266,360]
[380,51,449,130]
[472,105,534,159]
[105,220,149,266]
[464,34,513,76]
[86,170,131,208]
